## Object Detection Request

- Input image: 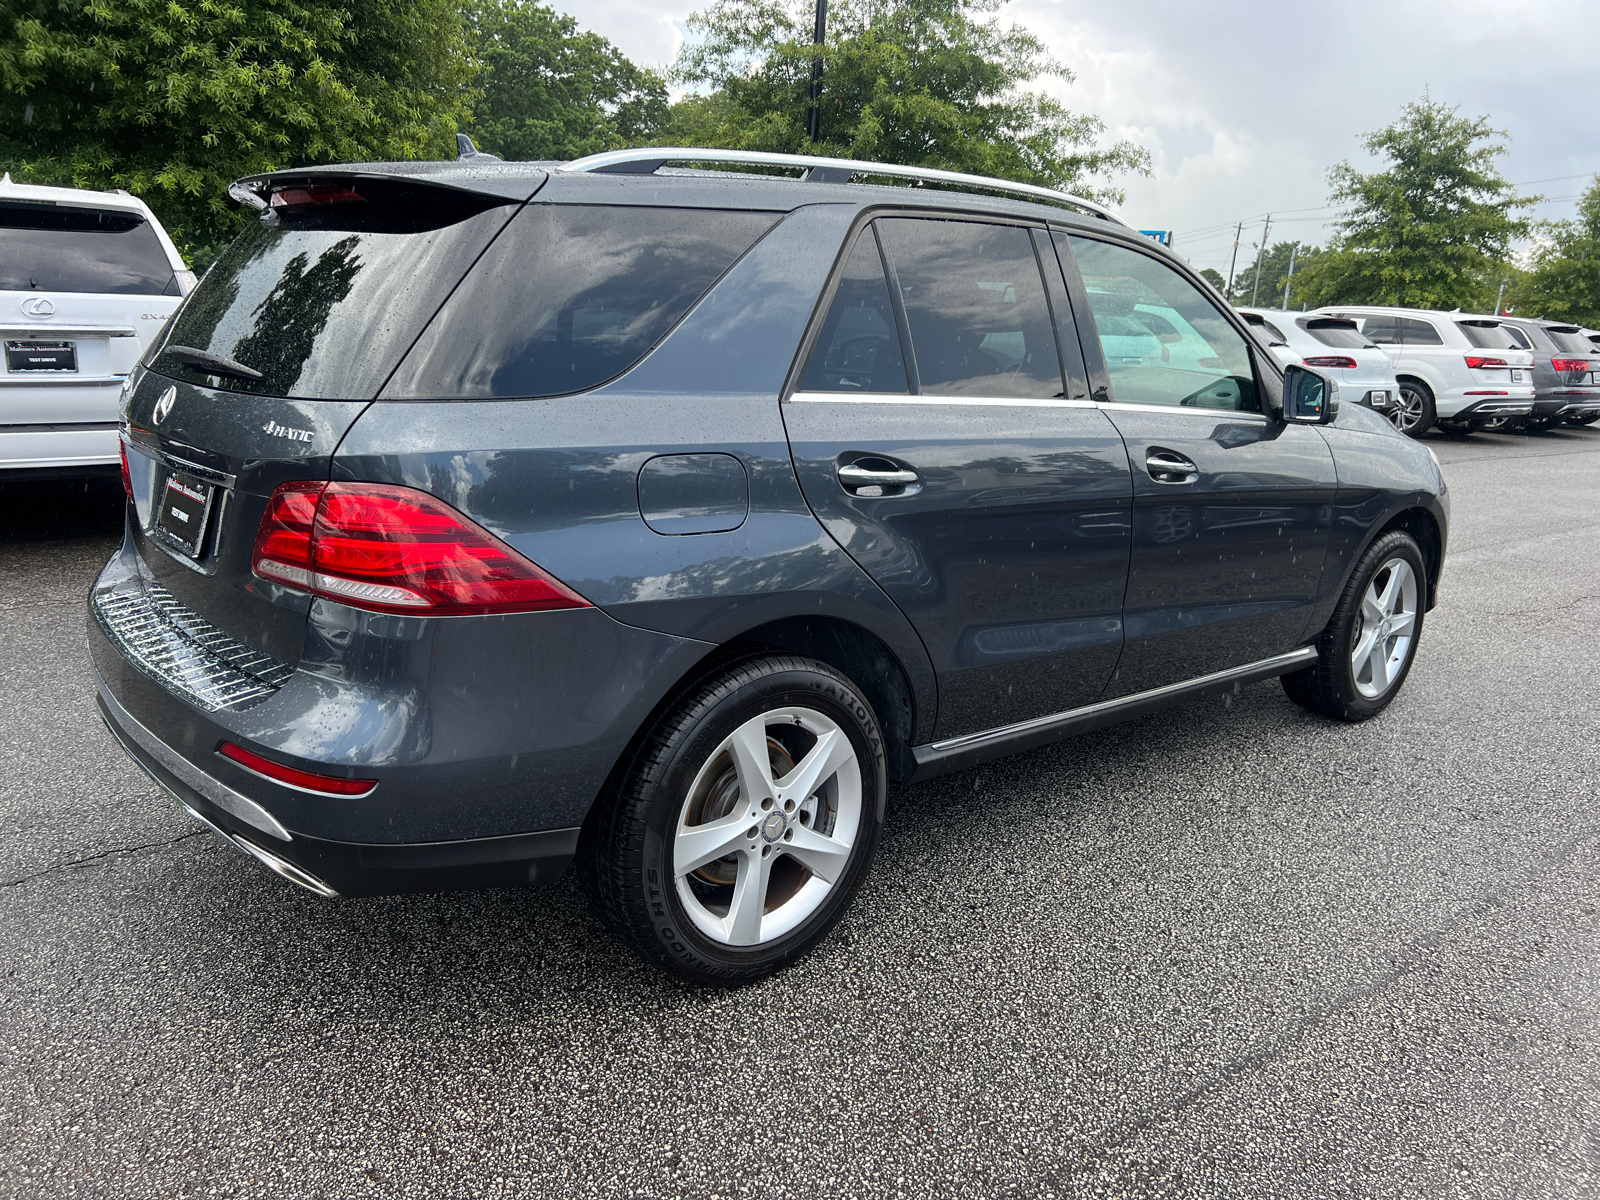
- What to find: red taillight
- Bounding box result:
[1302,355,1358,369]
[1551,358,1589,372]
[269,184,365,209]
[252,481,590,616]
[1465,356,1508,369]
[119,441,133,500]
[218,741,377,797]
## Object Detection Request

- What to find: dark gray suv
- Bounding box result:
[1490,316,1600,430]
[90,149,1449,985]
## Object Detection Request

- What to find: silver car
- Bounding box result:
[1237,308,1398,415]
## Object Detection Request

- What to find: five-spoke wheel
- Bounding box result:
[1349,557,1418,699]
[578,655,885,987]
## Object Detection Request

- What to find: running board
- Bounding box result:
[908,646,1318,782]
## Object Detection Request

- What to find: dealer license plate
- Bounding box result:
[156,471,214,557]
[5,340,76,372]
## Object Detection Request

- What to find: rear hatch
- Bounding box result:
[1295,315,1398,406]
[122,171,538,667]
[1542,324,1600,393]
[0,197,181,426]
[1456,319,1535,389]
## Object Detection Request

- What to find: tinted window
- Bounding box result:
[801,229,908,393]
[386,205,778,399]
[1457,322,1520,349]
[0,202,175,295]
[877,218,1062,398]
[1501,325,1533,349]
[1360,315,1399,344]
[1398,317,1443,345]
[1301,319,1370,349]
[1064,234,1259,412]
[1255,318,1289,344]
[1546,327,1594,354]
[156,180,516,398]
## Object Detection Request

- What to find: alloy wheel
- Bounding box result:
[1389,386,1427,433]
[1350,558,1419,699]
[673,707,862,947]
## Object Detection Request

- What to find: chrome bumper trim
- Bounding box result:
[95,673,292,842]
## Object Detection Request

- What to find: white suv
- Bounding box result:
[1312,306,1535,437]
[0,174,193,477]
[1236,308,1399,415]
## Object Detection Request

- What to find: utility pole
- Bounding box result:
[1281,242,1299,310]
[806,0,828,144]
[1224,220,1244,300]
[1249,215,1273,306]
[1495,278,1508,315]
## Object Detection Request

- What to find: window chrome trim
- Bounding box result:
[787,390,1099,409]
[1098,400,1270,421]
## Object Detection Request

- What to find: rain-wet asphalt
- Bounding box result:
[2,427,1598,1199]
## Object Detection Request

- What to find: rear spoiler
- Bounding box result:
[228,163,546,211]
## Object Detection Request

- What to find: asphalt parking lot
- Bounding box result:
[3,426,1599,1200]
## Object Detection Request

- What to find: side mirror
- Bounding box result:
[1281,363,1340,424]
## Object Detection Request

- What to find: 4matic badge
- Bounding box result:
[263,419,314,443]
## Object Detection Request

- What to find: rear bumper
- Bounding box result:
[88,524,714,896]
[0,423,118,471]
[1451,397,1535,420]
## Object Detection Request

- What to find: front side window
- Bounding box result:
[0,202,176,295]
[1398,317,1443,346]
[800,228,908,393]
[876,218,1062,398]
[386,205,779,399]
[1063,234,1259,411]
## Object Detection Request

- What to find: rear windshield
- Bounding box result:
[383,205,778,399]
[152,180,517,398]
[1300,319,1369,349]
[1456,322,1520,349]
[1546,327,1594,354]
[0,201,176,295]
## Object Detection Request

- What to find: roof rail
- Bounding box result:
[558,147,1127,226]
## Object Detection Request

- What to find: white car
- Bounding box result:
[0,174,193,477]
[1310,305,1534,437]
[1235,308,1399,416]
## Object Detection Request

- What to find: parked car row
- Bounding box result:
[1234,301,1599,439]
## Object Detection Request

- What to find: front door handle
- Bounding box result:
[1146,450,1199,484]
[838,462,920,496]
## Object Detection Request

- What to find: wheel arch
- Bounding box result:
[1355,504,1445,611]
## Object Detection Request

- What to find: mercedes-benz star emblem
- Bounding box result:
[152,386,177,425]
[760,811,787,843]
[21,297,54,318]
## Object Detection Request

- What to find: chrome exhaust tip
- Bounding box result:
[181,803,340,898]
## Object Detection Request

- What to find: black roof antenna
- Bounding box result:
[456,134,501,162]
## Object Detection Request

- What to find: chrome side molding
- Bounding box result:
[911,646,1319,781]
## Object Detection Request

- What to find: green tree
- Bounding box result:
[1229,240,1321,308]
[1516,176,1600,325]
[0,0,474,264]
[464,1,667,161]
[1292,95,1532,311]
[1198,267,1227,295]
[663,0,1150,203]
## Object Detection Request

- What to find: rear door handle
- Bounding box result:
[1145,451,1199,484]
[838,462,920,496]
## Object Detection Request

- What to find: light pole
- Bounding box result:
[1224,220,1243,299]
[1281,242,1299,309]
[1249,215,1272,306]
[1495,278,1509,315]
[806,0,828,144]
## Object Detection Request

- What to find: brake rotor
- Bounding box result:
[685,738,796,886]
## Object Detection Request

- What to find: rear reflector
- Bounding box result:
[1465,356,1508,369]
[119,441,133,500]
[1302,355,1358,369]
[218,742,377,797]
[252,481,591,616]
[1464,390,1508,396]
[1551,358,1590,372]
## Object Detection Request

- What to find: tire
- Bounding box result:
[1282,530,1427,722]
[1565,413,1600,427]
[1524,415,1558,434]
[1434,419,1474,438]
[1390,380,1436,437]
[577,654,887,987]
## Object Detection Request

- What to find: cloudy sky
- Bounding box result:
[550,0,1599,281]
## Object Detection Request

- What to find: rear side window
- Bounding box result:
[877,218,1062,398]
[0,202,175,295]
[1546,327,1593,354]
[155,180,516,398]
[1360,316,1399,344]
[1253,318,1289,344]
[1300,318,1369,349]
[800,228,909,393]
[1456,322,1520,349]
[1398,317,1443,345]
[385,205,778,399]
